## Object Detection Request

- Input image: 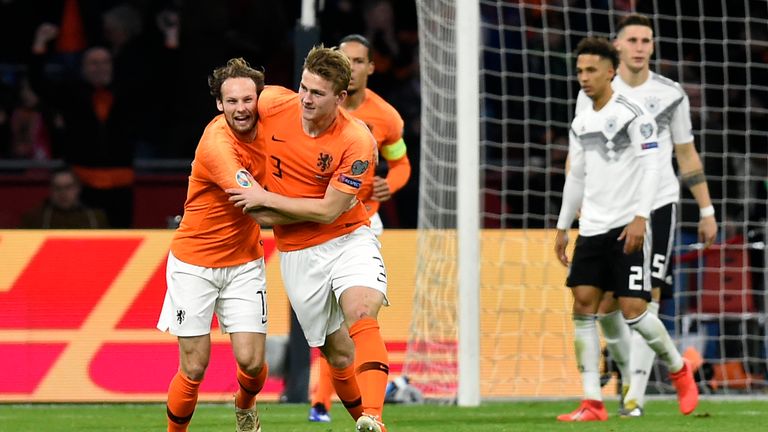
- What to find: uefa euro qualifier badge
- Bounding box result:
[351,160,369,176]
[235,169,255,187]
[640,123,654,139]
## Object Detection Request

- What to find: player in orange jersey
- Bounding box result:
[308,34,411,424]
[157,58,269,432]
[227,45,390,432]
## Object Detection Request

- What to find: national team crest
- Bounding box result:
[317,153,333,172]
[645,96,661,113]
[235,169,254,187]
[351,160,370,175]
[640,123,654,139]
[604,116,617,134]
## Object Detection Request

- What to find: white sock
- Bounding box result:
[574,314,602,401]
[626,307,684,375]
[598,310,632,389]
[624,302,659,407]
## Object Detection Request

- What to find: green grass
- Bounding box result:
[0,399,766,431]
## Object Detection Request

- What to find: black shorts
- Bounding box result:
[650,203,676,299]
[566,226,652,301]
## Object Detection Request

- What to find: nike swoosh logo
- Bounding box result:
[271,135,286,142]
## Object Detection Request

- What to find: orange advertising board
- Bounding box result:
[1,229,591,402]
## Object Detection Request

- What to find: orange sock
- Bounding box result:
[329,362,364,420]
[235,363,269,409]
[350,317,389,419]
[166,371,201,432]
[311,357,335,411]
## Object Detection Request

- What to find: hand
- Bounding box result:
[698,215,718,248]
[371,176,392,202]
[554,230,570,266]
[33,23,59,53]
[226,183,267,211]
[618,216,646,254]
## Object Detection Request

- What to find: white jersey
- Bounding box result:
[569,91,659,235]
[576,72,694,209]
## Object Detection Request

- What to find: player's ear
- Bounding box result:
[216,98,224,112]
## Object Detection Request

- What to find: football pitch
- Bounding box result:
[0,399,766,431]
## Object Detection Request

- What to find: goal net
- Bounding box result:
[405,0,768,401]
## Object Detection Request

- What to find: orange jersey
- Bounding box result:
[349,88,411,217]
[171,114,264,267]
[258,86,376,252]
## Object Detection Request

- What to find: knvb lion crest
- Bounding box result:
[317,153,333,172]
[176,309,186,325]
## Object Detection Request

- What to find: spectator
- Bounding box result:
[19,166,109,229]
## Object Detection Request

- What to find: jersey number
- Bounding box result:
[651,253,666,279]
[628,266,647,291]
[270,156,283,179]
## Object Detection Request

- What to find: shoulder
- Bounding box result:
[258,85,296,117]
[613,93,648,118]
[649,72,687,97]
[365,89,402,120]
[339,110,376,145]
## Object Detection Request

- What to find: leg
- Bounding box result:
[623,288,660,415]
[321,325,364,421]
[339,286,389,420]
[166,335,210,432]
[596,291,632,402]
[230,332,267,432]
[620,296,697,414]
[558,285,608,422]
[624,203,677,414]
[308,356,334,422]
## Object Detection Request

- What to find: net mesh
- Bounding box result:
[405,0,768,400]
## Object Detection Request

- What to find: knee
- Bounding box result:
[326,351,355,369]
[237,357,266,377]
[180,359,208,381]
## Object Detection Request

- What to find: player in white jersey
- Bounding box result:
[554,36,699,422]
[574,14,718,417]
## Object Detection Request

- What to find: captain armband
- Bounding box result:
[381,138,407,160]
[682,170,706,188]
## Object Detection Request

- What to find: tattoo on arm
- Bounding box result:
[683,170,706,188]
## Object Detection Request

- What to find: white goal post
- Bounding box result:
[406,0,768,403]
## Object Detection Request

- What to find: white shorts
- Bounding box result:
[157,252,268,337]
[369,212,384,236]
[280,225,389,347]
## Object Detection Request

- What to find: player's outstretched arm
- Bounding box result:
[675,142,718,248]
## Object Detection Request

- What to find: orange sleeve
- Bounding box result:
[330,120,377,196]
[384,153,411,193]
[197,127,256,190]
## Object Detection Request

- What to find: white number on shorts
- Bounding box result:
[651,253,666,279]
[628,266,644,291]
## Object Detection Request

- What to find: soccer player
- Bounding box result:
[575,14,718,417]
[554,37,698,422]
[157,58,269,432]
[227,45,390,432]
[307,34,412,424]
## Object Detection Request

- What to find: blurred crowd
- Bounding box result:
[0,0,420,228]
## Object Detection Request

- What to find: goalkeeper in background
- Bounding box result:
[574,13,718,418]
[307,33,412,424]
[555,36,699,422]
